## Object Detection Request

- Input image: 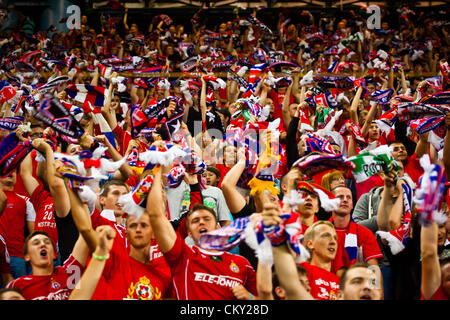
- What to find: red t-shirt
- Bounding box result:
[163,233,257,300]
[421,285,449,300]
[112,125,149,157]
[331,222,383,274]
[30,184,58,253]
[90,209,173,300]
[6,255,85,300]
[299,262,340,300]
[268,89,294,131]
[215,164,232,188]
[404,153,424,185]
[91,238,174,300]
[0,191,31,258]
[14,150,39,198]
[300,262,339,300]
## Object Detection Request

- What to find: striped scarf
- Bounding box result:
[330,217,358,264]
[0,132,33,178]
[198,212,310,265]
[414,155,448,226]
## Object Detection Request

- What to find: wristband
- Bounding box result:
[249,293,253,300]
[92,252,110,261]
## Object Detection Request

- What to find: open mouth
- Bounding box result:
[328,247,336,253]
[199,228,208,234]
[360,294,372,300]
[40,249,47,257]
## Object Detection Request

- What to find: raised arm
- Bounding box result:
[64,181,98,253]
[262,201,313,300]
[101,73,118,131]
[376,170,397,231]
[220,148,247,215]
[281,82,293,129]
[361,100,378,137]
[349,85,363,125]
[387,180,406,230]
[146,166,178,253]
[95,134,133,181]
[414,132,430,159]
[421,221,442,300]
[31,138,71,218]
[69,225,116,300]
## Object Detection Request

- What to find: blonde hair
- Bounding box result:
[303,221,335,252]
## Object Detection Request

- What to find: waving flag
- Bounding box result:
[64,84,109,112]
[0,132,33,178]
[414,155,448,226]
[408,116,445,135]
[0,116,24,131]
[370,89,394,105]
[248,63,268,84]
[198,212,310,264]
[130,104,149,138]
[425,76,443,92]
[292,151,355,179]
[375,107,398,135]
[37,75,70,94]
[417,91,450,105]
[0,80,17,103]
[246,14,273,35]
[306,92,339,109]
[34,94,84,139]
[348,145,400,183]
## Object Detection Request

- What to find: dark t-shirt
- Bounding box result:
[55,211,79,265]
[231,201,258,270]
[383,221,422,300]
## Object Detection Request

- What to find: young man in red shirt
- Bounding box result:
[146,168,258,300]
[66,179,174,300]
[300,221,340,300]
[0,170,35,279]
[6,230,88,300]
[330,186,383,276]
[337,263,383,300]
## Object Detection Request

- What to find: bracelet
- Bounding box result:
[249,293,253,300]
[92,253,110,261]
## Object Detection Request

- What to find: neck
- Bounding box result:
[310,255,332,272]
[332,213,350,228]
[32,265,54,276]
[299,212,315,226]
[129,245,151,264]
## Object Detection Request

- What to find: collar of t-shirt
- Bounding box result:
[100,209,116,223]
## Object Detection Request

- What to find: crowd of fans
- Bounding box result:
[0,3,448,301]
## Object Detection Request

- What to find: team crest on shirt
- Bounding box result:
[127,276,161,300]
[229,260,239,273]
[51,279,61,290]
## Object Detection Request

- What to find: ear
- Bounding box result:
[99,195,106,206]
[274,286,286,300]
[305,239,314,252]
[336,290,344,300]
